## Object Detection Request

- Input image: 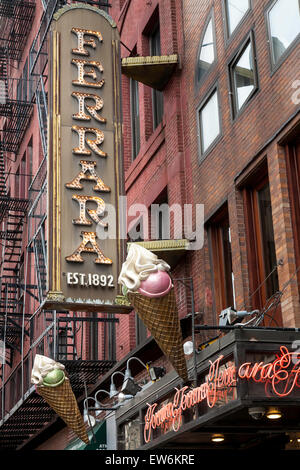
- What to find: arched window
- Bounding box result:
[196,14,216,85]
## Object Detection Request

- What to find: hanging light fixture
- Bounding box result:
[83,397,97,428]
[266,407,282,420]
[109,371,125,398]
[118,392,134,403]
[121,375,142,396]
[211,433,225,443]
[121,357,147,396]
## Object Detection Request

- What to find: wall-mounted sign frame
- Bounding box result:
[44,4,131,313]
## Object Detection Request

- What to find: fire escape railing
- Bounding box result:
[29,0,60,79]
[0,0,36,416]
[0,198,30,358]
[0,61,34,154]
[0,0,36,63]
[0,0,118,451]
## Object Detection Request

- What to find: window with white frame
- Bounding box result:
[267,0,300,66]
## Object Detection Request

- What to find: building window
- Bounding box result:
[208,205,235,315]
[285,138,300,295]
[22,59,28,102]
[89,313,99,360]
[57,329,68,361]
[151,187,169,240]
[198,88,221,157]
[150,25,164,129]
[20,154,26,199]
[107,314,116,361]
[27,137,33,189]
[196,14,216,84]
[17,79,22,102]
[225,0,250,37]
[130,78,140,160]
[242,167,280,323]
[267,0,300,66]
[229,33,258,117]
[136,315,147,346]
[128,217,145,242]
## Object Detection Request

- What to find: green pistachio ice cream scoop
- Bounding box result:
[42,369,65,387]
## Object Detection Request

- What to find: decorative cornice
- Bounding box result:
[53,2,117,28]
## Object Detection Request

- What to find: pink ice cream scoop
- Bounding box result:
[138,270,172,298]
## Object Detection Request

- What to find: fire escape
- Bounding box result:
[0,0,34,373]
[0,0,116,450]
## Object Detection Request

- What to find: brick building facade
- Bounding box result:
[182,0,300,333]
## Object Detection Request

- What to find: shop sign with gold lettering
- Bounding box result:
[45,4,130,313]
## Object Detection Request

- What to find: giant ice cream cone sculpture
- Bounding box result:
[31,355,89,444]
[118,245,188,382]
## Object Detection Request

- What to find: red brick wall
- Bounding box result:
[180,0,300,327]
[112,0,300,343]
[110,0,196,357]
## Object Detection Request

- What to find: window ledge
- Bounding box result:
[121,54,179,91]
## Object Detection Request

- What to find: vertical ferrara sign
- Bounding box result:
[45,4,129,313]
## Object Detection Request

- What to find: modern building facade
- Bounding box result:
[0,0,300,451]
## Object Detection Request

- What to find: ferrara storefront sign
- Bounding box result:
[144,346,300,443]
[143,345,300,442]
[45,3,128,312]
[117,332,300,449]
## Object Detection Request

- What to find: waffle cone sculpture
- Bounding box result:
[37,378,89,444]
[119,244,188,382]
[127,289,188,382]
[31,355,89,444]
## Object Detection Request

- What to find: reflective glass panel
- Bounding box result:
[226,0,250,36]
[197,19,215,82]
[269,0,300,64]
[200,90,220,153]
[233,41,255,111]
